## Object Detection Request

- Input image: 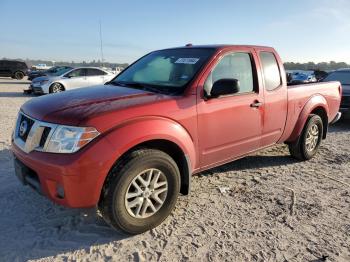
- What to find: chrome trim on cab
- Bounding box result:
[13,112,58,153]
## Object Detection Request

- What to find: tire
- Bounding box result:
[14,71,24,80]
[288,114,323,160]
[49,83,64,93]
[99,149,180,234]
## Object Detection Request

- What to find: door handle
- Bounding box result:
[250,101,263,108]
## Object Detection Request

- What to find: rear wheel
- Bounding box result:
[99,149,180,234]
[14,71,24,80]
[49,83,64,93]
[288,114,323,160]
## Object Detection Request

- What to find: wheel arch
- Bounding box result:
[98,118,196,205]
[286,95,329,142]
[109,139,191,194]
[12,70,25,78]
[49,82,65,92]
[310,106,328,139]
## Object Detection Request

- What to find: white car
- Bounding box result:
[33,63,52,70]
[30,67,116,94]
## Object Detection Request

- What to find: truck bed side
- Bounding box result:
[279,81,342,143]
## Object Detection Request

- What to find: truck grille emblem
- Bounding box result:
[19,120,28,137]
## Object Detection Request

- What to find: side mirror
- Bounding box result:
[64,74,72,78]
[210,78,240,97]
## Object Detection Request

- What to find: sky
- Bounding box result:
[0,0,349,64]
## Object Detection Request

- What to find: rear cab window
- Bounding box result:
[259,52,282,91]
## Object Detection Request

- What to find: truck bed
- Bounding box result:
[280,81,342,142]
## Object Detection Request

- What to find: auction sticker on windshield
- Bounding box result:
[175,58,200,64]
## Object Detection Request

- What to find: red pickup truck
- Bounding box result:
[12,45,342,234]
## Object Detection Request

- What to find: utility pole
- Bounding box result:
[99,19,104,68]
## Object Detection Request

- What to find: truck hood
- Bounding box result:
[21,85,171,126]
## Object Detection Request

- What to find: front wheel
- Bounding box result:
[14,71,25,80]
[49,83,64,93]
[99,149,180,234]
[288,114,323,160]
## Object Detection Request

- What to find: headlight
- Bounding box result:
[39,80,49,85]
[45,125,100,153]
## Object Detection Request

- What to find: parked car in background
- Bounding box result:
[0,60,28,79]
[25,66,72,94]
[32,64,52,70]
[113,66,124,75]
[287,71,317,85]
[12,45,342,234]
[322,68,350,118]
[28,66,73,81]
[313,69,328,81]
[30,67,115,94]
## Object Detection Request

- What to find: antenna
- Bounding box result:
[99,19,104,67]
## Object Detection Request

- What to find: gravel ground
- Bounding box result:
[0,78,349,262]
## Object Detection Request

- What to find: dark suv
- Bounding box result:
[322,68,350,118]
[0,60,28,80]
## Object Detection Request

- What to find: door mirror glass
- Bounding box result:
[210,78,240,97]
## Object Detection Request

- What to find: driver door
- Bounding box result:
[197,49,264,169]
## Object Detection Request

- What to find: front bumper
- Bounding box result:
[23,85,33,94]
[30,84,45,94]
[11,135,117,208]
[30,82,50,94]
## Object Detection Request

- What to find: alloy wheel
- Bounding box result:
[305,124,319,152]
[125,168,168,218]
[52,83,62,93]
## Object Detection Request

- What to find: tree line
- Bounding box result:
[1,58,129,69]
[284,61,350,71]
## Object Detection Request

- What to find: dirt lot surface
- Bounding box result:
[0,78,349,262]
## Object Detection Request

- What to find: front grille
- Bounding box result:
[13,112,57,153]
[18,114,35,142]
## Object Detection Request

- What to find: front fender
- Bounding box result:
[102,116,197,172]
[287,95,329,142]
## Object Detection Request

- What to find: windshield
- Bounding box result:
[52,67,72,76]
[111,48,215,93]
[323,71,350,85]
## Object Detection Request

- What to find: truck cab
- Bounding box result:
[196,46,288,168]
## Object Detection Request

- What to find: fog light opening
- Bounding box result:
[56,184,65,199]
